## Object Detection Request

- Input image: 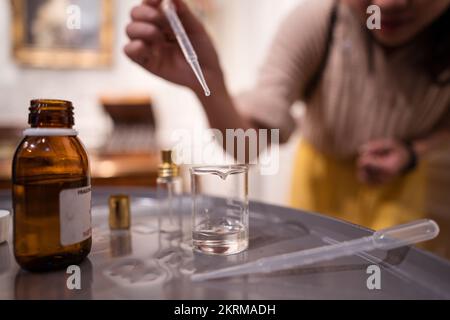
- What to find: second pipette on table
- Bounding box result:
[162,0,211,96]
[191,219,440,281]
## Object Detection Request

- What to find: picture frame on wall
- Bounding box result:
[10,0,114,69]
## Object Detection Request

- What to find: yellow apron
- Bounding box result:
[290,140,427,229]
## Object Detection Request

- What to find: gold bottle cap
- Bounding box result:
[109,195,131,230]
[158,150,179,178]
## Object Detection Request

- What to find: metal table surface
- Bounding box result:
[0,187,449,300]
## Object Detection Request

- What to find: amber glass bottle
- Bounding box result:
[12,99,92,272]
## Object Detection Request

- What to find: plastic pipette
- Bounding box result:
[191,219,439,281]
[162,0,211,96]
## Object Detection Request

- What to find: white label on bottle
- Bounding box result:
[59,186,92,246]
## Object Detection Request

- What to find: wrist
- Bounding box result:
[411,138,429,160]
[402,140,419,174]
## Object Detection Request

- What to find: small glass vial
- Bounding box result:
[12,99,92,272]
[157,150,182,237]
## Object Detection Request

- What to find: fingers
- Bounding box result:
[171,0,206,34]
[358,140,412,185]
[360,139,396,157]
[130,4,167,28]
[126,22,165,43]
[124,2,170,70]
[357,154,393,185]
[127,0,206,46]
[364,168,388,185]
[357,161,386,185]
[143,0,162,6]
[124,40,156,68]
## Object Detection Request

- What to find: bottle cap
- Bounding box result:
[109,195,131,230]
[158,150,179,178]
[0,210,10,244]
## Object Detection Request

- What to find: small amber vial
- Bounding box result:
[12,99,92,272]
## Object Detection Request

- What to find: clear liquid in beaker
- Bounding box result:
[193,218,247,255]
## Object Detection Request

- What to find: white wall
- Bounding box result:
[0,0,304,206]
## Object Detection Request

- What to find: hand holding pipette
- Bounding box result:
[125,0,253,134]
[125,0,218,96]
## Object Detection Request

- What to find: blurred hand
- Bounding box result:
[357,139,413,186]
[124,0,223,93]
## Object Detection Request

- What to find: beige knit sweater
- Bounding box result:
[237,0,450,159]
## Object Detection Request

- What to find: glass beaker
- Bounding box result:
[190,165,249,255]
